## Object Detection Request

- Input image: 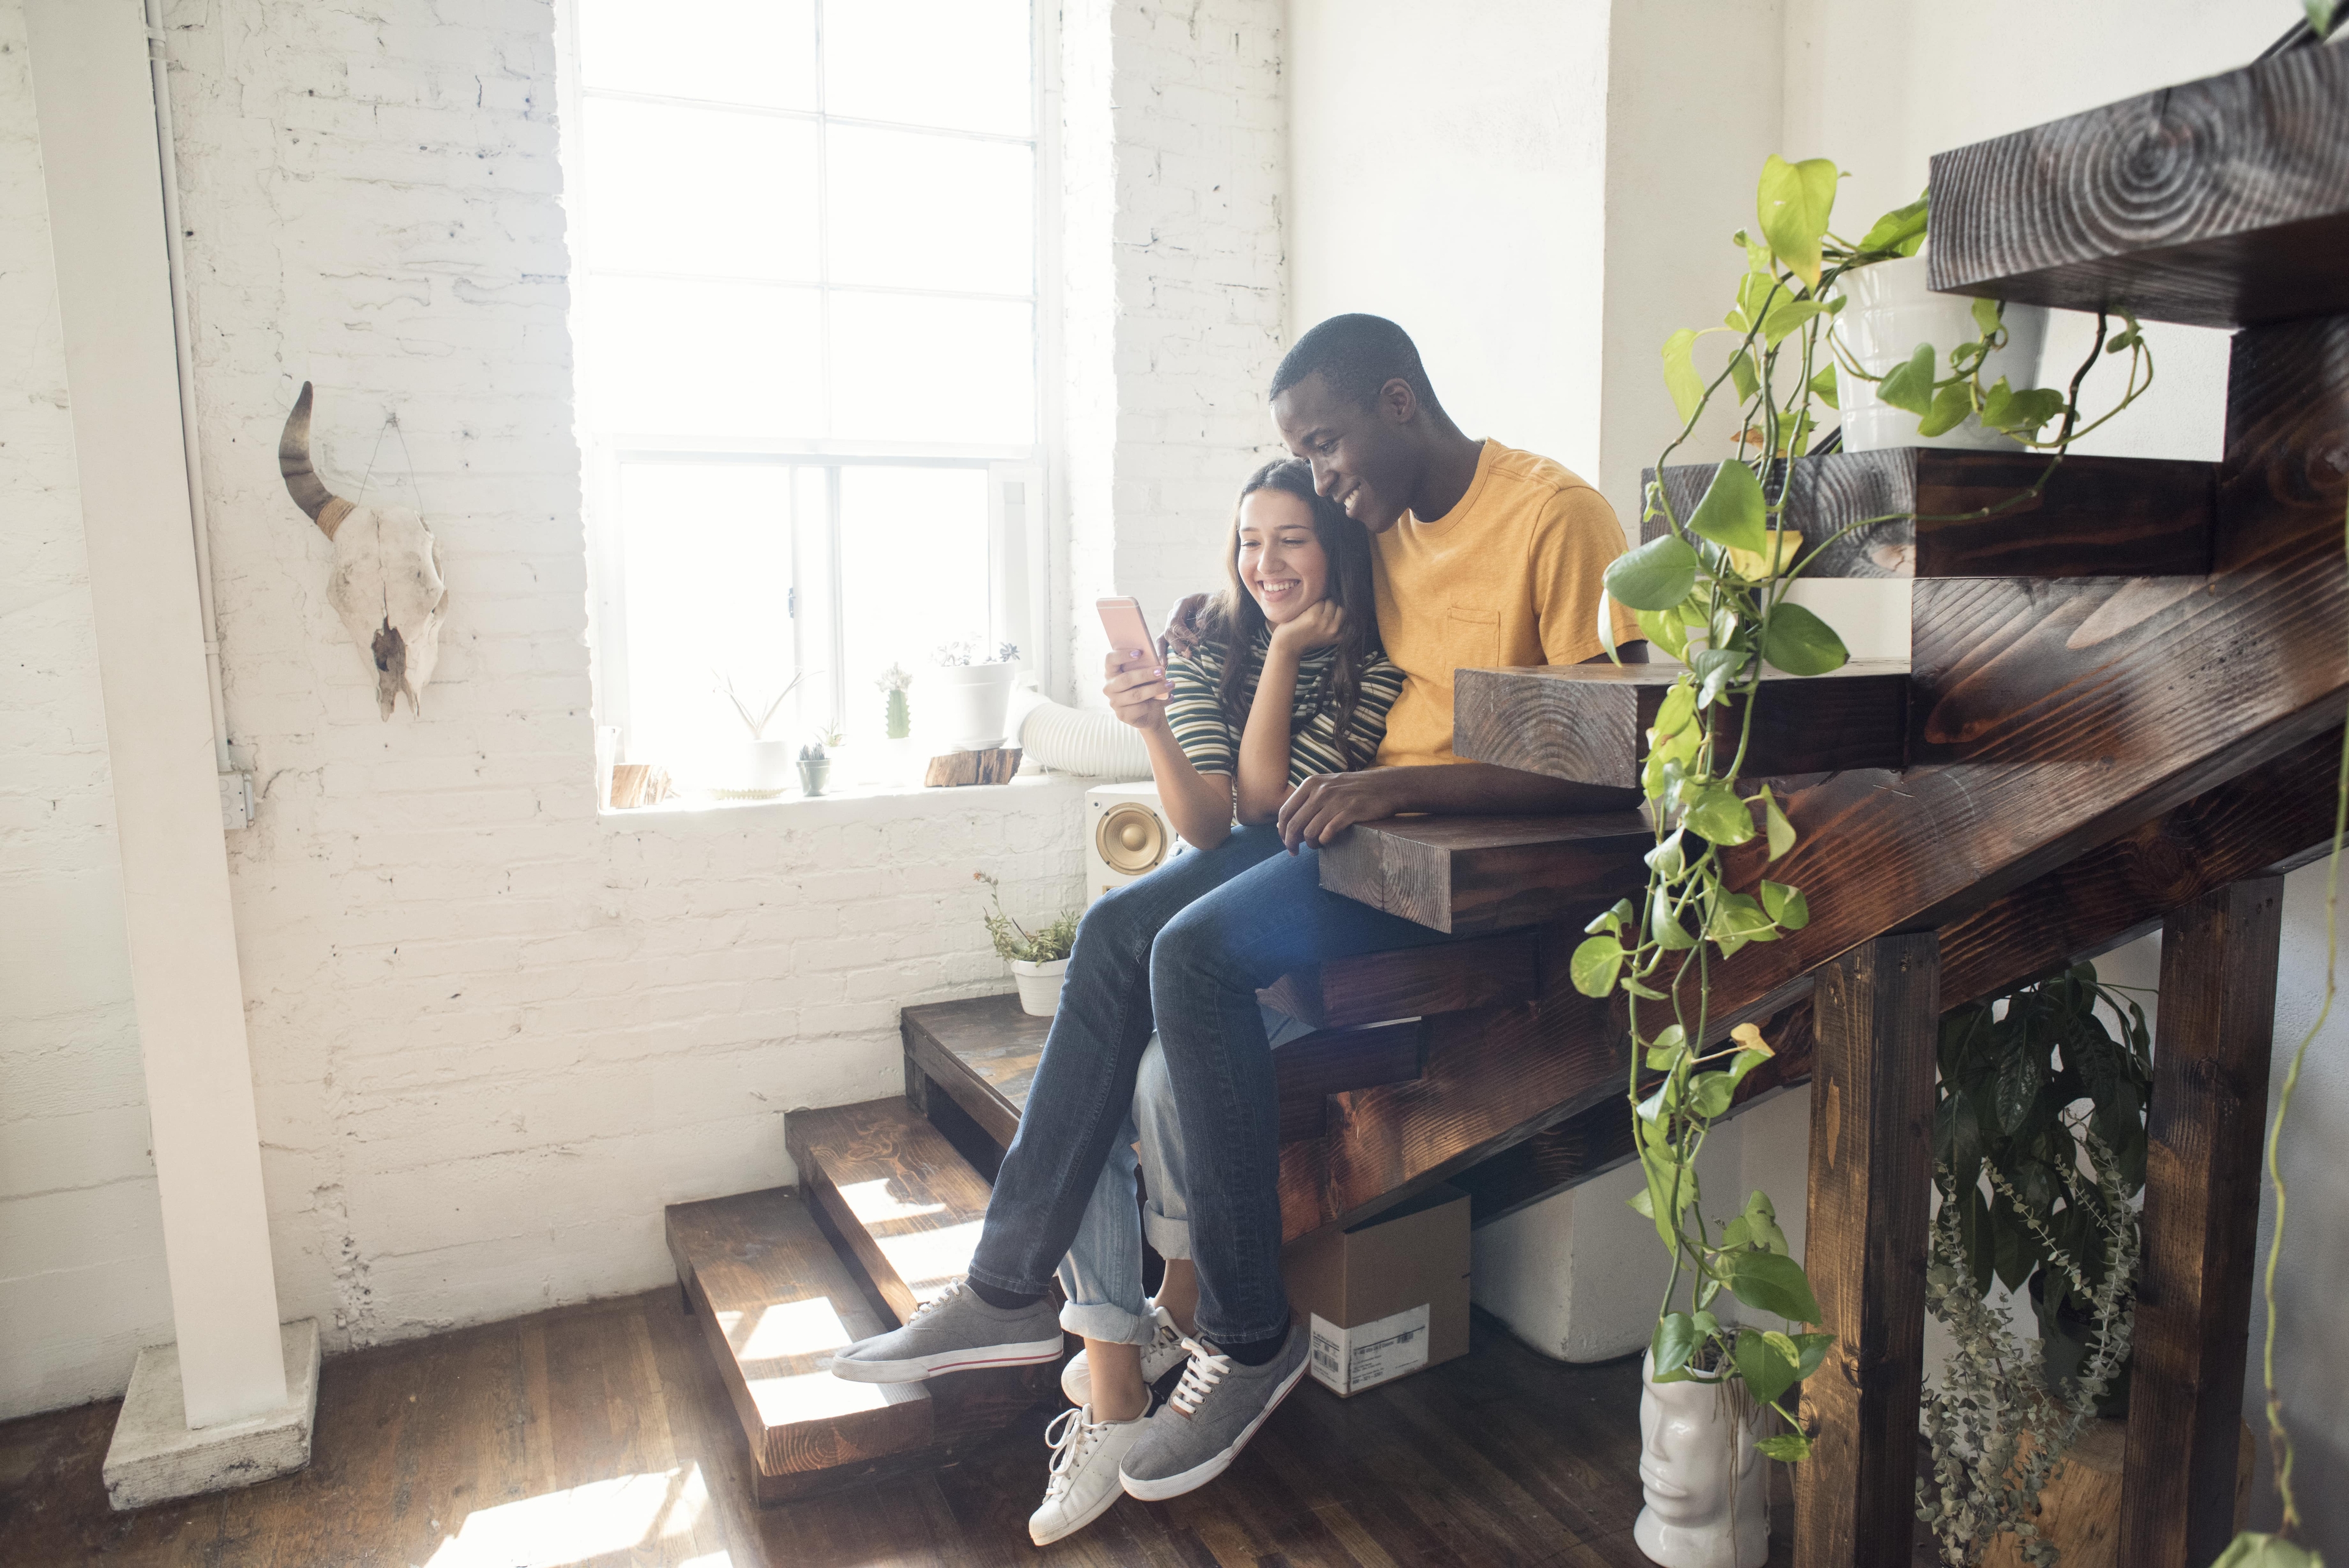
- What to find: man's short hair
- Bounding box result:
[1269,314,1440,412]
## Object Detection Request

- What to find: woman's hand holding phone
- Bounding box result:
[1104,650,1171,732]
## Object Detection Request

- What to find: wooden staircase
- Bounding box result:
[666,40,2349,1561]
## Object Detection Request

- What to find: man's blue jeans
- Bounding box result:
[967,823,1456,1351]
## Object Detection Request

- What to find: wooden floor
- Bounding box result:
[0,1291,1803,1568]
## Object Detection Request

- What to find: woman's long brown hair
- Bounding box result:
[1196,457,1382,768]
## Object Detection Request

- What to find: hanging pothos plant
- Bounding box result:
[1570,154,2153,1462]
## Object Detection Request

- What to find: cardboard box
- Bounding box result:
[1282,1183,1469,1397]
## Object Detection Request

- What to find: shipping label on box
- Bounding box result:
[1308,1304,1430,1397]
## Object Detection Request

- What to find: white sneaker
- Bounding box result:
[1028,1403,1149,1545]
[1061,1302,1187,1406]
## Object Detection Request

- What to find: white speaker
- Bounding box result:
[1085,782,1180,903]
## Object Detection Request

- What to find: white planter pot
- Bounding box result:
[1010,957,1068,1017]
[1635,1351,1768,1568]
[1833,251,2049,453]
[737,738,797,793]
[924,663,1018,752]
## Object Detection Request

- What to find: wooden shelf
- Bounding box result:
[785,1099,995,1326]
[1316,811,1652,934]
[1926,43,2349,329]
[1455,661,1908,787]
[1645,450,2216,579]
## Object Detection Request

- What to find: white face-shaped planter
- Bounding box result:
[1635,1352,1768,1568]
[279,382,447,719]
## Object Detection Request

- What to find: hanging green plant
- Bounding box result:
[1573,152,2154,1462]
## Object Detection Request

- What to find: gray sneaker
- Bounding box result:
[827,1280,1064,1384]
[1116,1325,1309,1500]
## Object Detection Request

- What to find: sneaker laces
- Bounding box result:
[911,1280,969,1320]
[1041,1404,1109,1501]
[1167,1336,1230,1418]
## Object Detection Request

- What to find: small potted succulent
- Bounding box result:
[797,727,839,797]
[718,668,807,793]
[926,640,1020,753]
[976,871,1078,1016]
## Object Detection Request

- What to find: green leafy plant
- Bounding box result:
[975,871,1079,965]
[1572,154,2154,1462]
[1937,962,2150,1405]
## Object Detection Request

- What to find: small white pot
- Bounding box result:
[1833,251,2049,453]
[1009,957,1068,1017]
[1635,1351,1768,1568]
[737,738,797,792]
[924,663,1018,752]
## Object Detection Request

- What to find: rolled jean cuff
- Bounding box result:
[1058,1297,1155,1345]
[1142,1203,1192,1261]
[965,1262,1052,1298]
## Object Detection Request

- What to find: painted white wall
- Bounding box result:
[1286,0,1611,481]
[2,0,1284,1418]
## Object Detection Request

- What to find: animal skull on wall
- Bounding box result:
[278,382,448,719]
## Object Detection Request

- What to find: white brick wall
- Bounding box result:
[0,0,1303,1414]
[1063,0,1288,669]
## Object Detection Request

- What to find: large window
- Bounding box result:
[562,0,1045,771]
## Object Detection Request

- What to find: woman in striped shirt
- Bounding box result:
[1025,459,1403,1545]
[1105,456,1403,842]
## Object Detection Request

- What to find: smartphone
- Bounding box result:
[1096,596,1158,668]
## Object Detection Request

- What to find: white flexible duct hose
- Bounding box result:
[1008,688,1151,780]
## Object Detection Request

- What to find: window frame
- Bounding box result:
[554,0,1061,760]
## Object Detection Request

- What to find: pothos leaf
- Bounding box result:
[1918,379,1975,437]
[1570,934,1625,998]
[1808,363,1839,411]
[1687,459,1769,555]
[1854,193,1928,257]
[2212,1533,2323,1568]
[1736,1326,1800,1404]
[1637,607,1691,661]
[1652,1312,1700,1378]
[1662,328,1704,423]
[1762,786,1797,860]
[1969,295,2005,338]
[1876,343,1937,415]
[1760,602,1849,676]
[1757,1431,1814,1463]
[1756,154,1839,289]
[1729,1249,1822,1323]
[1759,879,1810,930]
[1729,350,1759,403]
[1605,533,1701,612]
[1685,786,1757,847]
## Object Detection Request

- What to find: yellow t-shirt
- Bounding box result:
[1371,439,1640,768]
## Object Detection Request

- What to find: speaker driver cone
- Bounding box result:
[1096,802,1168,875]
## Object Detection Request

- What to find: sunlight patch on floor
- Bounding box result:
[834,1176,948,1225]
[421,1462,714,1568]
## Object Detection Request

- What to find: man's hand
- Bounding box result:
[1275,768,1405,852]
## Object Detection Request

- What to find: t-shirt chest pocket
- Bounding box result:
[1442,606,1502,681]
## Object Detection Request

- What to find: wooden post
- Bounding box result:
[1795,932,1940,1567]
[2120,877,2284,1568]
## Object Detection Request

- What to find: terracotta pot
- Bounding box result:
[1635,1351,1768,1568]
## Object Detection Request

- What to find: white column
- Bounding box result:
[22,0,286,1428]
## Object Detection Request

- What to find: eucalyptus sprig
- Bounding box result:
[1573,154,2154,1463]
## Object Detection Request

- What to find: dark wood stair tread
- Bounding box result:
[664,1187,932,1493]
[1644,450,2216,581]
[785,1099,993,1328]
[1316,812,1652,934]
[1455,661,1909,788]
[1926,42,2349,329]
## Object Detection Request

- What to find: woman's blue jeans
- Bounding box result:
[967,823,1455,1350]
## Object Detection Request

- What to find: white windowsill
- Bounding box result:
[598,770,1089,832]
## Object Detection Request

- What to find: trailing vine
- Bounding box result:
[1570,155,2153,1460]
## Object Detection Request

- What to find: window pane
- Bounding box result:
[583,98,820,281]
[578,0,817,111]
[825,0,1031,136]
[618,463,797,769]
[826,127,1032,295]
[828,293,1033,446]
[583,277,825,439]
[837,466,993,741]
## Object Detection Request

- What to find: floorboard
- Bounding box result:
[0,1292,1840,1567]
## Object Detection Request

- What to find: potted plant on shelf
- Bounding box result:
[798,727,839,797]
[1572,150,2151,1568]
[927,640,1021,753]
[717,668,807,795]
[874,663,915,782]
[1919,962,2147,1567]
[977,871,1079,1016]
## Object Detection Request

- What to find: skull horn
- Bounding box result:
[280,382,355,541]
